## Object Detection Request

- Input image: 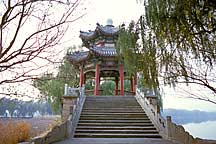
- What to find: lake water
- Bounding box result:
[183,121,216,140]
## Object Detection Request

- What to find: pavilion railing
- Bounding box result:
[84,89,135,96]
[64,84,85,97]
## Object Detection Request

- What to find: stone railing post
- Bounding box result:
[64,84,68,96]
[62,95,78,121]
[62,84,82,121]
[166,116,172,140]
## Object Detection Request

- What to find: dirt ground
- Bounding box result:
[0,116,61,138]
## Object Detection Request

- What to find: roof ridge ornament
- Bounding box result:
[106,19,113,26]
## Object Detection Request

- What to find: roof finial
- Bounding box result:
[106,19,113,26]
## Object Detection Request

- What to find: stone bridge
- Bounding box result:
[32,86,197,144]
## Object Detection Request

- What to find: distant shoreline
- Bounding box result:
[162,108,216,125]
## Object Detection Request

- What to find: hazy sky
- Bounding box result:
[62,0,144,48]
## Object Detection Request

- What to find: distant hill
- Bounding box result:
[162,108,216,125]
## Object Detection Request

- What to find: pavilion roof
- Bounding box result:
[79,23,120,42]
[67,21,121,65]
[66,51,90,64]
[90,46,117,57]
[66,46,118,64]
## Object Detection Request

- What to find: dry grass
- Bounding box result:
[0,116,60,144]
[0,121,31,144]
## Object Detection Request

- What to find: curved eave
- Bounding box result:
[96,24,119,36]
[66,51,90,65]
[90,47,117,57]
[79,23,120,41]
[79,30,97,41]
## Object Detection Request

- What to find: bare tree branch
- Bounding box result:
[0,0,84,87]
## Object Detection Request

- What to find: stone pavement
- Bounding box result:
[54,138,180,144]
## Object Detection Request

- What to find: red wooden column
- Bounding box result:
[83,74,86,85]
[119,64,124,96]
[115,77,119,95]
[133,73,137,95]
[130,76,134,93]
[79,68,84,87]
[94,64,100,96]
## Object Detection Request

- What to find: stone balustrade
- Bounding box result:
[136,89,167,137]
[62,85,85,121]
[32,86,86,144]
[136,88,197,144]
[166,116,195,144]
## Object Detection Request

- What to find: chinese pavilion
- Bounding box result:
[66,20,137,96]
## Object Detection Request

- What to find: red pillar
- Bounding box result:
[83,74,86,85]
[133,73,137,95]
[115,77,119,95]
[94,64,100,96]
[130,76,134,92]
[120,64,124,96]
[79,68,83,87]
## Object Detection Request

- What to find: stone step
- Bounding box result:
[85,98,136,99]
[82,110,144,113]
[81,111,145,113]
[84,104,139,106]
[84,105,140,107]
[85,101,138,103]
[85,99,138,102]
[83,106,141,108]
[83,105,140,107]
[74,95,161,139]
[76,126,157,130]
[54,138,178,144]
[84,103,140,108]
[79,117,150,120]
[80,115,148,118]
[82,108,143,110]
[82,109,143,111]
[77,123,154,126]
[84,104,140,107]
[84,99,138,101]
[85,100,138,102]
[78,120,151,123]
[74,133,162,138]
[76,129,159,134]
[80,112,147,115]
[85,96,135,98]
[85,100,137,102]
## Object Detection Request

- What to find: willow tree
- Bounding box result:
[142,0,216,104]
[117,21,162,108]
[118,0,216,104]
[120,0,215,104]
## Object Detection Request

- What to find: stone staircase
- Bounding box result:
[74,96,161,138]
